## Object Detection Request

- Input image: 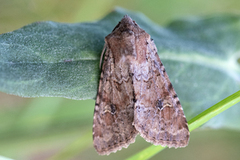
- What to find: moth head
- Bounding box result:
[121,15,135,25]
[111,15,140,34]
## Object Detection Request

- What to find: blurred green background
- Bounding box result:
[1,0,240,160]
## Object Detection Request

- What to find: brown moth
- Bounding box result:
[93,15,189,155]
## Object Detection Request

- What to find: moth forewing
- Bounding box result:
[93,17,138,155]
[133,39,190,147]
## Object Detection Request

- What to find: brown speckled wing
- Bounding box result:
[93,40,138,155]
[133,37,189,148]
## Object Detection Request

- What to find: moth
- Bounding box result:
[93,15,189,155]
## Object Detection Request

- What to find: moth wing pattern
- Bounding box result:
[133,38,190,148]
[93,41,138,155]
[93,15,189,155]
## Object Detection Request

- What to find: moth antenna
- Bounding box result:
[99,42,107,68]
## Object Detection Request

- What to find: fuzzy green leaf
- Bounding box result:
[0,8,240,129]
